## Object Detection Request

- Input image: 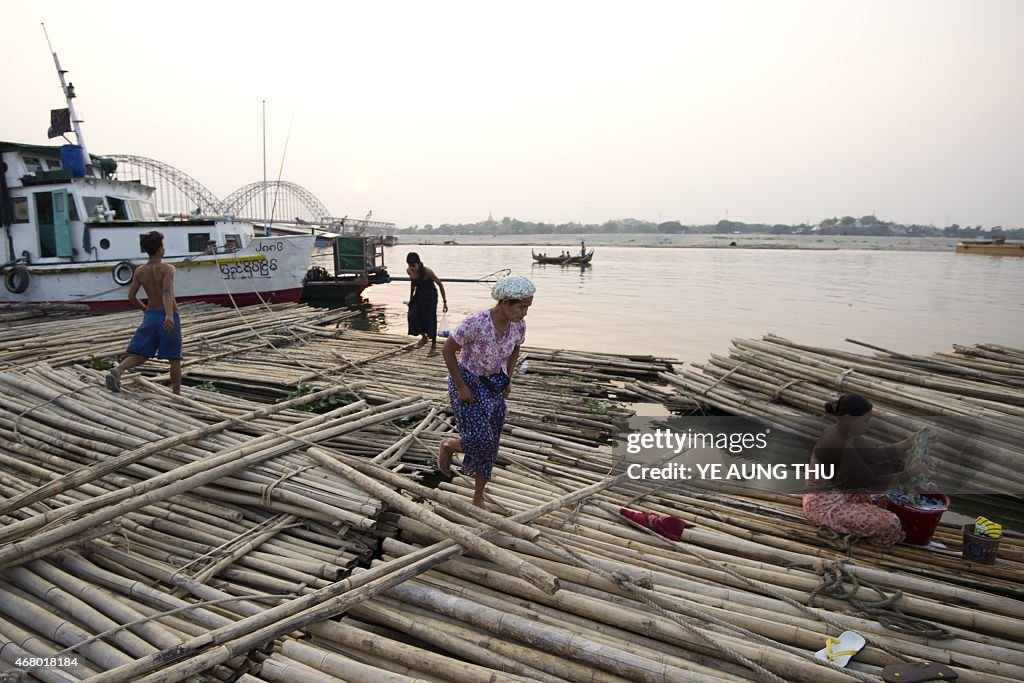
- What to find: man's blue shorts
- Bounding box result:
[126,311,182,361]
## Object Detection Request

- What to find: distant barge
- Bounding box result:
[956,236,1024,256]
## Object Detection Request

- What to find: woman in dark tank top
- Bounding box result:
[802,394,926,547]
[406,252,448,355]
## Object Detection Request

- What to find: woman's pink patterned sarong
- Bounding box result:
[803,492,905,547]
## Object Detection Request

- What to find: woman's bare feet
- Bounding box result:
[437,439,457,476]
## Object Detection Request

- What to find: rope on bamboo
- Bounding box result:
[575,488,931,672]
[169,513,297,582]
[699,361,749,396]
[12,384,95,446]
[536,534,792,683]
[810,560,955,640]
[771,379,806,402]
[816,527,861,554]
[52,594,295,660]
[575,513,891,682]
[261,465,316,508]
[835,368,854,392]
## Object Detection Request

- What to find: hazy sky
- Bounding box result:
[4,1,1022,228]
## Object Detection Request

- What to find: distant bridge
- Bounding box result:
[109,154,395,232]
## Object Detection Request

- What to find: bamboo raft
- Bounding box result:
[661,334,1024,495]
[0,306,1021,682]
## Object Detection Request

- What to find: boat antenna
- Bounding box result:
[42,23,89,159]
[267,108,296,230]
[262,100,268,227]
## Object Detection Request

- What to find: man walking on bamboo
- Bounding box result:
[106,230,183,394]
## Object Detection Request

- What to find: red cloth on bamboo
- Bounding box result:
[619,508,692,541]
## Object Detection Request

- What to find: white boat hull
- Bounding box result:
[0,235,314,311]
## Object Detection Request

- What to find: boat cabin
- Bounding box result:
[1,142,251,266]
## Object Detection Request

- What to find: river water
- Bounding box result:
[317,234,1023,362]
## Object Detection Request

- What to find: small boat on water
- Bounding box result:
[532,249,594,266]
[955,236,1024,256]
[0,51,314,311]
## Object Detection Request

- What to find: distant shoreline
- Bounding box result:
[397,233,962,253]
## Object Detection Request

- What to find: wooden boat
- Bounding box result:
[532,249,594,265]
[300,235,390,306]
[956,236,1024,256]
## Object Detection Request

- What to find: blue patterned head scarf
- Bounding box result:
[492,274,536,301]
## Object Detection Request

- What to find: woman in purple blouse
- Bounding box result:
[438,275,535,507]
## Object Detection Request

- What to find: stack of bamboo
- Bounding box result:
[0,360,436,680]
[251,441,1024,683]
[0,302,358,372]
[0,302,91,326]
[2,306,1022,682]
[658,334,1024,494]
[0,319,662,681]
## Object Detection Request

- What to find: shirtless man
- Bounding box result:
[106,231,182,394]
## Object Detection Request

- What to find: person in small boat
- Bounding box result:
[406,252,448,356]
[437,274,534,508]
[107,231,182,395]
[803,394,927,547]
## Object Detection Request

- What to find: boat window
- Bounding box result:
[68,197,79,221]
[105,197,128,220]
[225,233,242,251]
[12,197,29,223]
[83,196,105,220]
[187,233,211,252]
[139,202,158,220]
[128,200,142,219]
[23,157,43,174]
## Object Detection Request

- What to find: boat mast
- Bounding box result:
[262,99,268,225]
[42,24,89,160]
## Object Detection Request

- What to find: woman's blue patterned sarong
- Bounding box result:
[448,364,510,480]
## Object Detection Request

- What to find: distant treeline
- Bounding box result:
[400,215,1022,238]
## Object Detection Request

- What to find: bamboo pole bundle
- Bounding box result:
[376,575,800,683]
[278,639,438,683]
[419,444,1019,655]
[682,358,1024,493]
[0,301,358,376]
[3,564,159,658]
[259,653,348,683]
[0,393,428,566]
[397,497,1015,683]
[0,581,134,670]
[87,476,631,682]
[371,551,758,682]
[343,600,578,683]
[0,617,101,680]
[385,533,1023,679]
[304,449,558,595]
[655,343,1024,493]
[305,619,539,683]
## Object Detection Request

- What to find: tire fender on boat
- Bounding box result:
[4,265,30,294]
[112,261,136,286]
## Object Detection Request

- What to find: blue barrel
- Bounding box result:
[60,144,87,177]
